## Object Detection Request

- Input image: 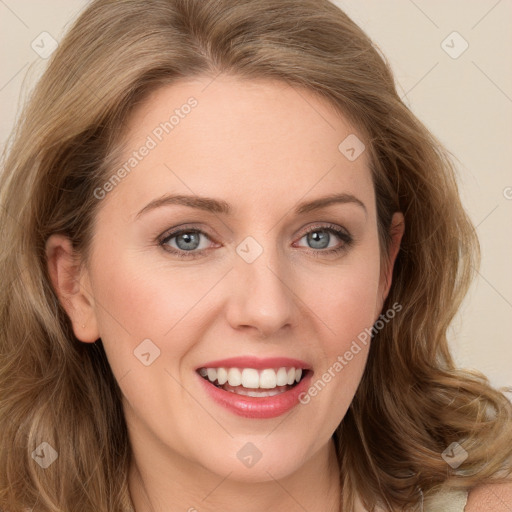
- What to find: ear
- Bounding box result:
[45,233,100,343]
[378,212,404,308]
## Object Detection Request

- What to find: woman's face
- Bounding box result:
[49,75,402,483]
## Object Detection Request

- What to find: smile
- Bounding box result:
[198,366,304,393]
[195,357,313,419]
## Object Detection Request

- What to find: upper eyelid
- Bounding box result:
[295,225,352,247]
[160,225,219,244]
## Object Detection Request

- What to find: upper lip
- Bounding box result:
[196,356,312,371]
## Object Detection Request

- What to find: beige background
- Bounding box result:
[1,1,511,390]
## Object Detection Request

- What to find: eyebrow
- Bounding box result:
[135,192,367,219]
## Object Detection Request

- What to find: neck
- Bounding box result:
[128,437,341,512]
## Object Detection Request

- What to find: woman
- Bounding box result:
[0,1,511,511]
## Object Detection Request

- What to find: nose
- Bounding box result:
[225,240,297,338]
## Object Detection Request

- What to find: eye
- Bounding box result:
[294,224,353,256]
[158,223,353,259]
[159,227,216,259]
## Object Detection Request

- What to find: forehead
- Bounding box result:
[101,75,374,219]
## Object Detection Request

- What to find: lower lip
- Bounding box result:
[197,371,313,419]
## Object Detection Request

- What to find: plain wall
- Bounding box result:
[1,1,511,390]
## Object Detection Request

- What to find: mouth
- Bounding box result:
[195,358,313,419]
[196,366,309,397]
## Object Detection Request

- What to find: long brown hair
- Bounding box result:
[1,1,511,510]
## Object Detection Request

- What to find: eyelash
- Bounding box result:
[158,223,354,260]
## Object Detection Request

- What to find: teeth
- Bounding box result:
[198,366,305,390]
[207,368,217,382]
[227,368,242,387]
[241,368,260,389]
[276,367,289,386]
[217,367,228,385]
[260,369,277,389]
[225,387,284,397]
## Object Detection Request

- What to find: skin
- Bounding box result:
[465,482,512,511]
[46,74,404,512]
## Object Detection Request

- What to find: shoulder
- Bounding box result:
[465,481,512,511]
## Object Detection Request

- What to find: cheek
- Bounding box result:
[298,257,380,421]
[312,253,382,342]
[89,252,204,420]
[92,238,208,327]
[88,249,200,375]
[88,244,229,376]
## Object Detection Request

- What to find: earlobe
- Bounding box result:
[45,234,100,343]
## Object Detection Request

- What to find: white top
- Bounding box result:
[353,487,469,512]
[423,488,468,511]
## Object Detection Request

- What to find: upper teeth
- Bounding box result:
[198,367,303,389]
